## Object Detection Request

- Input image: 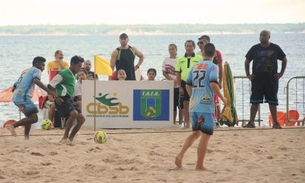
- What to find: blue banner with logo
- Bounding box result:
[133,89,170,121]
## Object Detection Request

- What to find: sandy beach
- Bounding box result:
[0,125,304,183]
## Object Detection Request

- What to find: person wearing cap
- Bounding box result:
[197,35,223,126]
[109,33,144,80]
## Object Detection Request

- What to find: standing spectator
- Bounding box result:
[243,30,287,129]
[175,40,203,128]
[175,43,227,170]
[162,43,184,125]
[109,33,144,80]
[197,35,223,126]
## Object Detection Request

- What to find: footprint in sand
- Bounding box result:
[30,152,44,156]
[41,162,52,166]
[49,151,58,156]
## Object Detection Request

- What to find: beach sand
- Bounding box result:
[0,125,304,183]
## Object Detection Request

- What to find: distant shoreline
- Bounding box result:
[0,31,304,36]
[1,23,304,35]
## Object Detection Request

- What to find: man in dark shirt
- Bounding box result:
[109,33,144,80]
[243,30,287,129]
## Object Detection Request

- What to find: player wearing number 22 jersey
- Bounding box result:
[186,59,219,135]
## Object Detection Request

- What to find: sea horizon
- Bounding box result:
[1,33,305,127]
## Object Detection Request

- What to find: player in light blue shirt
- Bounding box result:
[175,43,227,171]
[6,56,57,140]
[13,67,42,103]
[186,59,219,115]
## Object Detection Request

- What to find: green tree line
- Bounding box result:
[0,23,304,35]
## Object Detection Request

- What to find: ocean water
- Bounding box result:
[0,33,305,127]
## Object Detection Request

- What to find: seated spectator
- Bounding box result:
[47,50,69,128]
[147,68,157,81]
[117,69,127,81]
[111,63,144,81]
[83,60,98,80]
[74,69,88,111]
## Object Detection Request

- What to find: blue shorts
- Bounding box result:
[14,101,38,117]
[191,112,216,135]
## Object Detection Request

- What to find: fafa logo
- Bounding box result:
[133,90,169,121]
[86,92,129,117]
[141,91,161,119]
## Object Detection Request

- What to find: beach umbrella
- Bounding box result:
[0,86,41,103]
[0,68,43,103]
[0,86,43,124]
[0,87,15,102]
[219,61,238,127]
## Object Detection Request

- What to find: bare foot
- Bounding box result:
[181,126,190,130]
[6,125,17,136]
[175,155,183,168]
[185,124,190,128]
[60,138,69,144]
[66,140,74,146]
[196,166,209,171]
[60,138,73,146]
[169,166,182,171]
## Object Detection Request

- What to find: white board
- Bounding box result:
[82,80,174,128]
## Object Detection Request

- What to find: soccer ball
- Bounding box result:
[41,119,53,130]
[94,131,108,144]
[145,106,157,118]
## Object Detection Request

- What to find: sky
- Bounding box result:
[0,0,304,26]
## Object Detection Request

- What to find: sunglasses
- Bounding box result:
[197,41,204,45]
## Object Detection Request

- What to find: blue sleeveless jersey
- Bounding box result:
[186,60,219,113]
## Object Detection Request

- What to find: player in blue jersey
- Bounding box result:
[175,43,227,170]
[6,56,57,140]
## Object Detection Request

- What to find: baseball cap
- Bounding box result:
[119,33,128,39]
[198,35,210,41]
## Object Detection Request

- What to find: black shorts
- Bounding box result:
[250,77,279,105]
[174,88,184,111]
[181,80,190,101]
[55,96,81,117]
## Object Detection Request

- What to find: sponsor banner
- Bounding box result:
[133,89,169,121]
[82,80,173,128]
